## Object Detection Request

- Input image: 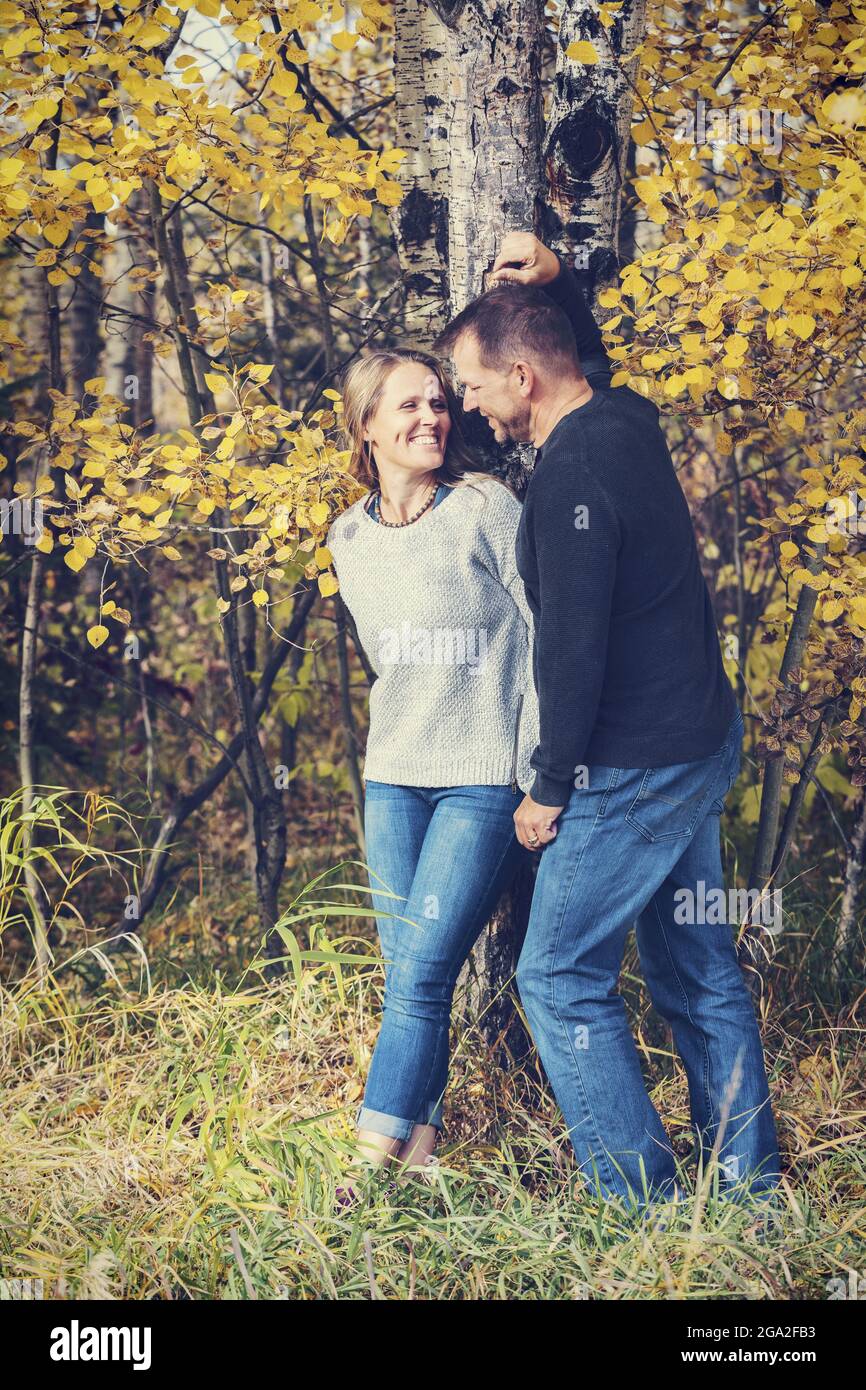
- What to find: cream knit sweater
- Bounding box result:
[327,475,540,792]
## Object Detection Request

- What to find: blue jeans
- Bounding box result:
[516,711,781,1204]
[360,781,525,1141]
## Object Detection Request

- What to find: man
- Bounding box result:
[434,234,780,1206]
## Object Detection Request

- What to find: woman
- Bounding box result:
[326,234,608,1192]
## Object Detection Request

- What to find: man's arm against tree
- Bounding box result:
[488,232,612,389]
[542,258,613,390]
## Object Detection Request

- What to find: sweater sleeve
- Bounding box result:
[471,479,534,632]
[543,261,613,390]
[525,451,621,807]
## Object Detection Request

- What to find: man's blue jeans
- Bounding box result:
[516,711,781,1204]
[360,781,524,1141]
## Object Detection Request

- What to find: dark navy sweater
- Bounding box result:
[516,271,736,807]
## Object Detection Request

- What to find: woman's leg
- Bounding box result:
[360,783,524,1170]
[355,782,434,1173]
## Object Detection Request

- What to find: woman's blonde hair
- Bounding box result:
[340,346,486,491]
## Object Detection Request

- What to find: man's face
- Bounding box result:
[452,334,533,445]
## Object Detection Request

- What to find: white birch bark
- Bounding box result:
[391,0,545,338]
[835,794,866,976]
[388,0,454,339]
[541,0,648,306]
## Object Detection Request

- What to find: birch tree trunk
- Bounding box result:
[835,793,866,981]
[386,0,645,1049]
[388,0,453,340]
[387,0,547,1049]
[390,0,546,341]
[19,126,62,981]
[539,0,648,308]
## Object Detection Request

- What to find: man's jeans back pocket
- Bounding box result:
[625,747,728,842]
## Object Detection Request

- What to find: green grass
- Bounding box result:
[1,926,864,1300]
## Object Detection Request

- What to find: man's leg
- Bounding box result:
[516,726,738,1204]
[635,725,781,1197]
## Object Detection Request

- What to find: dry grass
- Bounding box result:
[1,924,864,1301]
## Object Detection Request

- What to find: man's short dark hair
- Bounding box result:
[434,283,580,374]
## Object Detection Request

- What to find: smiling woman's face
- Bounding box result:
[363,361,451,477]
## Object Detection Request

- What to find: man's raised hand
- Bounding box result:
[490,232,560,289]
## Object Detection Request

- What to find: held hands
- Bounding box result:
[489,232,560,289]
[514,793,564,852]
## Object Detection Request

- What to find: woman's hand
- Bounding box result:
[514,792,563,851]
[489,232,560,288]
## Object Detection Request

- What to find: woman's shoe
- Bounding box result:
[334,1168,399,1210]
[334,1182,361,1210]
[401,1152,441,1185]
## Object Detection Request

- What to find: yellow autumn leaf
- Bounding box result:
[43,222,69,247]
[631,120,657,144]
[0,157,24,185]
[822,90,866,126]
[252,589,269,607]
[655,274,681,296]
[309,501,329,526]
[318,572,339,597]
[759,286,786,312]
[724,335,749,360]
[87,624,110,649]
[378,148,408,175]
[376,179,403,208]
[787,314,816,341]
[566,40,599,64]
[723,267,753,293]
[135,21,169,49]
[271,68,299,97]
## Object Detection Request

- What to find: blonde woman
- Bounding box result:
[326,234,609,1194]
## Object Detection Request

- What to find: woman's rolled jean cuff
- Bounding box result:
[356,1100,444,1140]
